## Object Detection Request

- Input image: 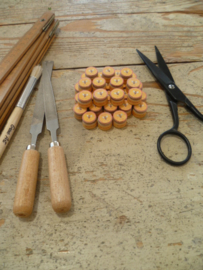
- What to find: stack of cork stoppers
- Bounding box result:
[73,66,147,130]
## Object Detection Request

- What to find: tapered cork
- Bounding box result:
[98,112,112,131]
[110,88,125,106]
[113,110,127,128]
[110,76,124,90]
[78,77,92,91]
[85,67,98,80]
[119,100,132,117]
[133,101,147,118]
[126,78,141,92]
[127,88,142,105]
[82,111,97,129]
[93,89,108,107]
[120,67,133,83]
[78,90,92,108]
[104,101,117,114]
[102,66,115,83]
[73,104,87,121]
[92,77,106,90]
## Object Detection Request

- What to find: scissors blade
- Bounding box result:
[155,46,174,83]
[136,49,186,103]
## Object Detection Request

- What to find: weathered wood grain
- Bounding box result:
[0,62,203,270]
[0,12,203,70]
[0,0,202,25]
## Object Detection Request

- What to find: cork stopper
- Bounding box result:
[98,112,113,131]
[132,73,137,78]
[133,101,147,113]
[89,103,103,117]
[93,89,108,106]
[73,104,87,120]
[128,88,142,100]
[110,76,124,90]
[113,110,127,128]
[102,66,115,82]
[82,111,97,129]
[119,100,132,117]
[78,77,92,91]
[110,88,125,101]
[104,101,117,114]
[120,67,133,83]
[85,66,98,80]
[78,90,92,108]
[92,77,106,90]
[126,78,141,91]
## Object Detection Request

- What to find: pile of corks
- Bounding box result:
[73,66,147,130]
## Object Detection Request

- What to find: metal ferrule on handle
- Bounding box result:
[17,77,37,109]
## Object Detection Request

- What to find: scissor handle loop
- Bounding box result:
[157,129,192,166]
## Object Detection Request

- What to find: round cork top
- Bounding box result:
[120,67,133,79]
[110,76,124,88]
[82,111,97,124]
[115,70,120,76]
[128,88,142,100]
[127,78,141,89]
[78,90,92,103]
[93,77,106,89]
[110,88,125,101]
[113,110,127,123]
[85,67,98,78]
[93,89,108,101]
[89,103,102,113]
[141,91,147,101]
[78,77,92,89]
[104,101,117,112]
[119,100,132,111]
[74,83,79,92]
[133,101,148,113]
[102,66,115,78]
[98,112,112,125]
[73,104,87,115]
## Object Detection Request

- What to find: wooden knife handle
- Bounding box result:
[0,107,23,159]
[13,148,40,217]
[48,145,71,213]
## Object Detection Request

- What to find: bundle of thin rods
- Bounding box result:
[0,11,59,131]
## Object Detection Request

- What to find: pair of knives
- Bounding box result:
[13,61,71,217]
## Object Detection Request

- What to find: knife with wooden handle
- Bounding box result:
[42,62,72,213]
[13,63,53,218]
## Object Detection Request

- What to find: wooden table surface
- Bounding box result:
[0,1,203,270]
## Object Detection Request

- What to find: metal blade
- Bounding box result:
[42,61,59,142]
[136,49,173,86]
[136,49,186,103]
[155,46,174,83]
[30,62,53,146]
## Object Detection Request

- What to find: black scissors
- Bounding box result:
[137,46,203,166]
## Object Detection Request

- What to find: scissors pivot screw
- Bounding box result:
[168,84,175,89]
